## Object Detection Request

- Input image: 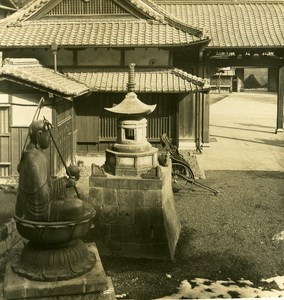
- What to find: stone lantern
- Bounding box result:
[104,63,158,176]
[89,64,181,260]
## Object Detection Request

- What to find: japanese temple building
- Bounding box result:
[0,0,283,179]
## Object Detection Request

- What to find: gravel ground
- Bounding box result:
[1,170,283,299]
[101,170,284,299]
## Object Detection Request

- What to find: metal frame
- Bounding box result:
[160,133,219,195]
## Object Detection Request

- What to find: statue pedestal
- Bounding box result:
[89,163,181,260]
[4,243,116,300]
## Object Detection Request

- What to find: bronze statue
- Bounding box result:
[16,119,86,222]
[12,119,96,281]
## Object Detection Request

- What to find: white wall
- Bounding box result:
[11,94,52,127]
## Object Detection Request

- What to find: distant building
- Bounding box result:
[210,68,235,93]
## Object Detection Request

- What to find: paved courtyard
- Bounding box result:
[197,91,284,172]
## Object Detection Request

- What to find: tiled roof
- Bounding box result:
[156,1,284,48]
[0,0,208,48]
[64,68,210,92]
[128,0,205,37]
[0,58,89,98]
[2,0,204,36]
[0,20,207,48]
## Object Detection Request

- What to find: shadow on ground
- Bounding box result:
[99,170,284,299]
[0,171,284,299]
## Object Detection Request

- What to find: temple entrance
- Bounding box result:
[208,62,282,134]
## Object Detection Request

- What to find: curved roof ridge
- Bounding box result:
[1,0,207,39]
[172,68,210,89]
[15,17,168,25]
[130,0,206,38]
[0,0,49,25]
[3,57,41,67]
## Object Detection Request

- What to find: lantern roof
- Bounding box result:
[105,63,156,116]
[105,92,156,116]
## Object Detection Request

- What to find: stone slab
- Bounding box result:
[90,173,163,190]
[3,243,116,300]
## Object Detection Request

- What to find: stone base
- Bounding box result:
[3,243,116,300]
[178,138,196,151]
[201,142,210,148]
[105,147,158,176]
[11,239,96,281]
[275,128,284,134]
[89,163,181,260]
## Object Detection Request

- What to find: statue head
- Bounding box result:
[29,119,50,150]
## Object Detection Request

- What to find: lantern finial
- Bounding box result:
[127,63,136,92]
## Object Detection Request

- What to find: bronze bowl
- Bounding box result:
[14,208,96,246]
[12,206,97,281]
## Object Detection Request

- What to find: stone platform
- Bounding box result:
[3,243,116,300]
[89,162,181,260]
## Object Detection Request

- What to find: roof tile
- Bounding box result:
[0,20,205,48]
[157,2,284,48]
[64,68,210,93]
[0,0,208,48]
[0,58,89,98]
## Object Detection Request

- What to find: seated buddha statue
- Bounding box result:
[16,119,90,222]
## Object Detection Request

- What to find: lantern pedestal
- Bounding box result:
[89,162,181,260]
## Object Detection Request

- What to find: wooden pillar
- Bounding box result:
[197,60,210,146]
[178,93,196,150]
[71,99,77,162]
[276,66,284,133]
[202,92,210,145]
[235,68,244,92]
[195,92,201,151]
[268,68,278,92]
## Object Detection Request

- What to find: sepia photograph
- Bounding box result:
[0,0,283,299]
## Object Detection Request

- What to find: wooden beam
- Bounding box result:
[205,56,283,68]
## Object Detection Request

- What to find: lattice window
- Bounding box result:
[56,100,72,124]
[0,106,10,177]
[56,117,72,173]
[0,107,9,134]
[46,0,131,16]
